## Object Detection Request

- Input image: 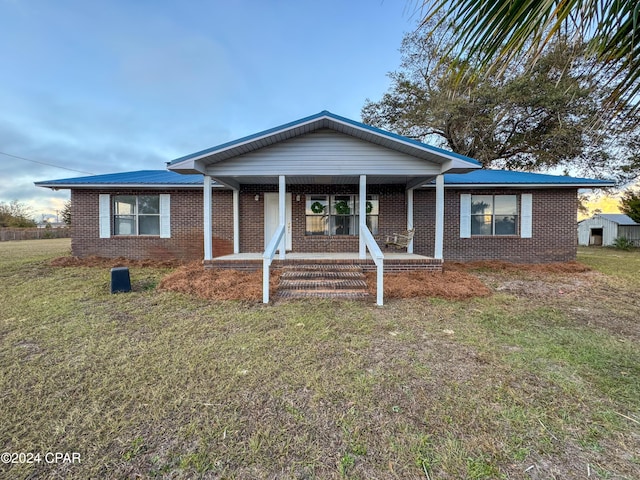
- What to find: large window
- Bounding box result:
[113,195,160,236]
[471,195,518,236]
[305,194,379,236]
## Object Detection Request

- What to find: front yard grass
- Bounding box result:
[0,240,638,479]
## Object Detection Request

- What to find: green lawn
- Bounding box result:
[1,239,638,479]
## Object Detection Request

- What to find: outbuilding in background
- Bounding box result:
[578,214,640,246]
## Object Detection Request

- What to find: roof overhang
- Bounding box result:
[35,182,210,190]
[425,182,617,189]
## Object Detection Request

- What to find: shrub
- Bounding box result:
[612,236,634,250]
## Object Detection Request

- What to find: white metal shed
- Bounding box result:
[578,214,640,246]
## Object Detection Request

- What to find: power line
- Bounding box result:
[0,151,95,175]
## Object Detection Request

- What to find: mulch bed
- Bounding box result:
[157,263,280,301]
[49,256,184,268]
[50,255,592,302]
[445,260,591,274]
[367,270,492,300]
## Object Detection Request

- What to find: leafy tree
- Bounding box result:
[362,21,639,181]
[60,200,72,226]
[419,0,640,124]
[620,189,640,223]
[0,200,36,227]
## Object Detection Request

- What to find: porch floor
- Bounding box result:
[212,252,431,261]
[206,252,443,272]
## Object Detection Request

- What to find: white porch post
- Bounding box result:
[278,175,286,260]
[233,189,240,254]
[359,175,366,259]
[434,174,444,260]
[407,188,414,254]
[203,175,213,261]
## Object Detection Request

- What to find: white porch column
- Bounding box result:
[407,188,414,254]
[278,175,286,260]
[434,174,444,260]
[203,175,213,261]
[359,175,366,259]
[233,189,240,254]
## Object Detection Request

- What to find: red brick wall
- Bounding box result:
[71,186,578,263]
[71,189,228,261]
[413,188,579,262]
[239,184,407,253]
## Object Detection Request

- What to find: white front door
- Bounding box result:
[264,193,292,251]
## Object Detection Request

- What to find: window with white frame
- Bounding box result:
[471,194,518,235]
[99,193,170,238]
[305,194,379,236]
[460,193,532,238]
[113,195,161,235]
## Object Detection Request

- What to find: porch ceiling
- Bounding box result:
[212,174,437,186]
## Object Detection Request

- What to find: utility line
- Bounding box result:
[0,151,95,175]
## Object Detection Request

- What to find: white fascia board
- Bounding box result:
[174,117,324,166]
[167,158,207,174]
[36,183,221,190]
[423,183,616,189]
[441,158,482,172]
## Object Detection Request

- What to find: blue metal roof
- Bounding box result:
[440,169,615,187]
[597,214,639,225]
[35,170,204,187]
[168,110,482,167]
[36,168,615,189]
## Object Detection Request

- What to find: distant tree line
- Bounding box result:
[0,200,36,228]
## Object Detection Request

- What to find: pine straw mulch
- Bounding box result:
[159,264,492,302]
[445,259,591,274]
[157,263,280,302]
[49,255,593,302]
[49,256,184,268]
[366,270,492,300]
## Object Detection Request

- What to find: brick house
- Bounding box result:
[36,111,613,304]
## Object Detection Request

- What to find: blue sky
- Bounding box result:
[0,0,419,220]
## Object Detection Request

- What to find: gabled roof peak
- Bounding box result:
[167,110,482,173]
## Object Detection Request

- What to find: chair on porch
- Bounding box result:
[384,228,415,249]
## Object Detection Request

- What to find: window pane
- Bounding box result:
[495,216,517,235]
[366,215,379,234]
[471,215,492,235]
[306,195,328,215]
[332,215,354,235]
[114,196,136,215]
[114,216,135,235]
[139,195,160,214]
[139,215,160,235]
[355,195,379,215]
[366,195,379,215]
[471,195,493,215]
[332,195,353,215]
[306,216,328,235]
[494,195,517,215]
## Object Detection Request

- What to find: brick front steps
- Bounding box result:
[276,264,370,300]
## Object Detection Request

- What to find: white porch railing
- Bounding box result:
[262,224,286,303]
[360,225,385,306]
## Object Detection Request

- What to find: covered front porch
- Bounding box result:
[167,111,481,305]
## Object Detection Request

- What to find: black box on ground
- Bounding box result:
[110,267,131,293]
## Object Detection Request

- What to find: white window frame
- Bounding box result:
[98,193,170,238]
[460,193,532,238]
[305,194,379,236]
